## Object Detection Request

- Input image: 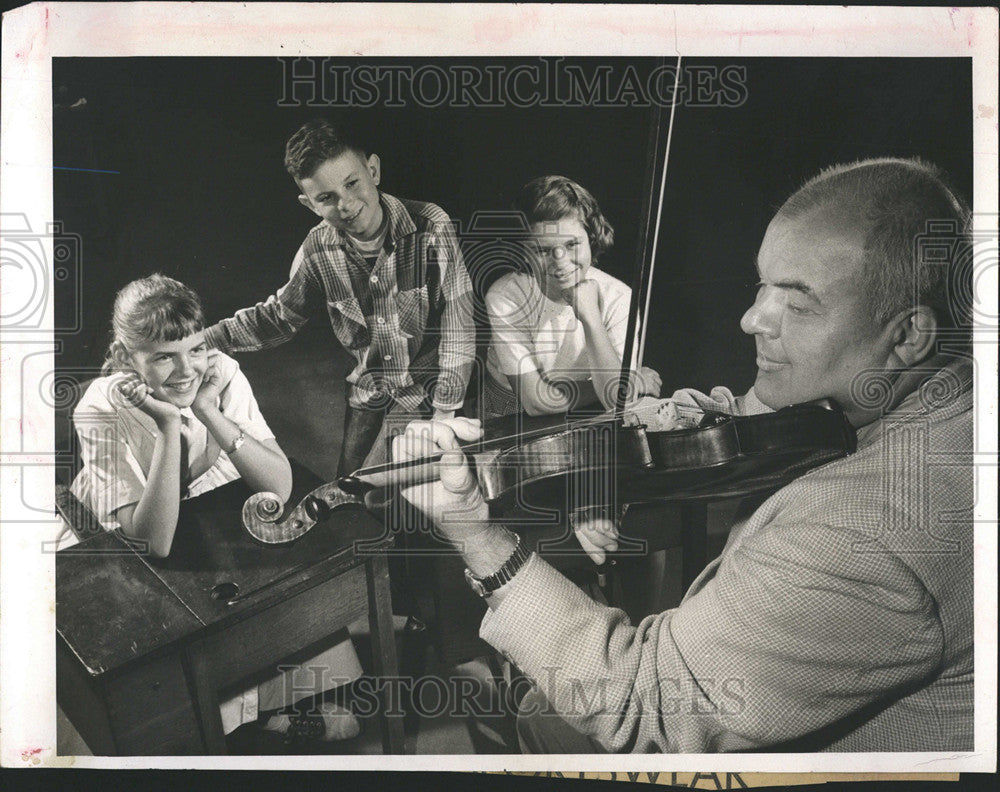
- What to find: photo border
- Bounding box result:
[1,1,996,773]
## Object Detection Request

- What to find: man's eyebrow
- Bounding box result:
[753,256,822,302]
[773,279,821,301]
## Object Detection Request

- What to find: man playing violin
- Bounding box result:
[394,158,975,752]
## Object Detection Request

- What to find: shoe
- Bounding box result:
[403,614,426,632]
[262,701,361,743]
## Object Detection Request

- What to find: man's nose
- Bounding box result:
[740,289,780,337]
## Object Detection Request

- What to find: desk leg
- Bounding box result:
[680,502,709,592]
[366,553,406,754]
[184,650,228,754]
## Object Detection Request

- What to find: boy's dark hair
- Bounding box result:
[284,119,368,182]
[513,175,615,260]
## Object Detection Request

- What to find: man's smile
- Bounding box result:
[755,349,790,371]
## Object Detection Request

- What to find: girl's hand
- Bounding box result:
[564,278,603,323]
[114,372,182,429]
[192,351,223,417]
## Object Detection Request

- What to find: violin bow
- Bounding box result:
[616,55,682,414]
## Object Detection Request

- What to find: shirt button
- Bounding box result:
[384,354,392,361]
[376,316,386,325]
[370,275,379,284]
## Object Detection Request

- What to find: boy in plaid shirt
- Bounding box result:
[204,120,475,476]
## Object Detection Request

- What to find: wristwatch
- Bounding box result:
[464,533,531,598]
[227,429,246,455]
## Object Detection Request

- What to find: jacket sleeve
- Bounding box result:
[480,517,943,752]
[428,219,475,411]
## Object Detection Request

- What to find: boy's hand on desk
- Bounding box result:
[432,408,456,421]
[394,417,490,542]
[115,373,182,429]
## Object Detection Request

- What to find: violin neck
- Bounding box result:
[339,452,452,494]
[339,412,620,494]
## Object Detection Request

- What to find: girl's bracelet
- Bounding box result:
[227,429,246,455]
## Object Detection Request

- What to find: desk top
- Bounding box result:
[57,462,386,677]
[57,531,201,675]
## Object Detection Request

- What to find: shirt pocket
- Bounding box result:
[396,285,429,340]
[326,297,370,350]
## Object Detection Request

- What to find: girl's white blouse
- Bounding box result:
[69,351,274,531]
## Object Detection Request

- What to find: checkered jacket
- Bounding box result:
[203,192,475,412]
[482,358,975,752]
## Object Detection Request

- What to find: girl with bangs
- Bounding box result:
[68,274,362,745]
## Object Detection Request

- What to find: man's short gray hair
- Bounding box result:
[778,158,971,330]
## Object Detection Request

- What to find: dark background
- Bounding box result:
[53,57,972,452]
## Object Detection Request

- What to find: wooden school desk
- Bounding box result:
[56,465,405,755]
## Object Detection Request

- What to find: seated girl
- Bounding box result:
[68,274,361,744]
[483,176,661,418]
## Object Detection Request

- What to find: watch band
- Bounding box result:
[465,533,531,598]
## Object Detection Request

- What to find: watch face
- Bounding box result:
[464,567,489,598]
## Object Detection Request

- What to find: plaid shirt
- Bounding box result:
[203,192,475,412]
[483,358,975,752]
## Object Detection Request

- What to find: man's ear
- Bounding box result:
[889,305,938,367]
[297,194,318,214]
[367,153,381,186]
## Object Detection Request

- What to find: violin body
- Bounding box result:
[622,398,857,504]
[473,417,651,506]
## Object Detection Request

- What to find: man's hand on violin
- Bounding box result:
[394,417,490,542]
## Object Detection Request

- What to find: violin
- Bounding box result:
[241,399,857,544]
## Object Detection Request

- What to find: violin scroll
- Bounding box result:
[242,482,364,544]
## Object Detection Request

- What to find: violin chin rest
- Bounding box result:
[788,397,841,413]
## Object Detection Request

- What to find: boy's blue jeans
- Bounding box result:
[334,395,432,479]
